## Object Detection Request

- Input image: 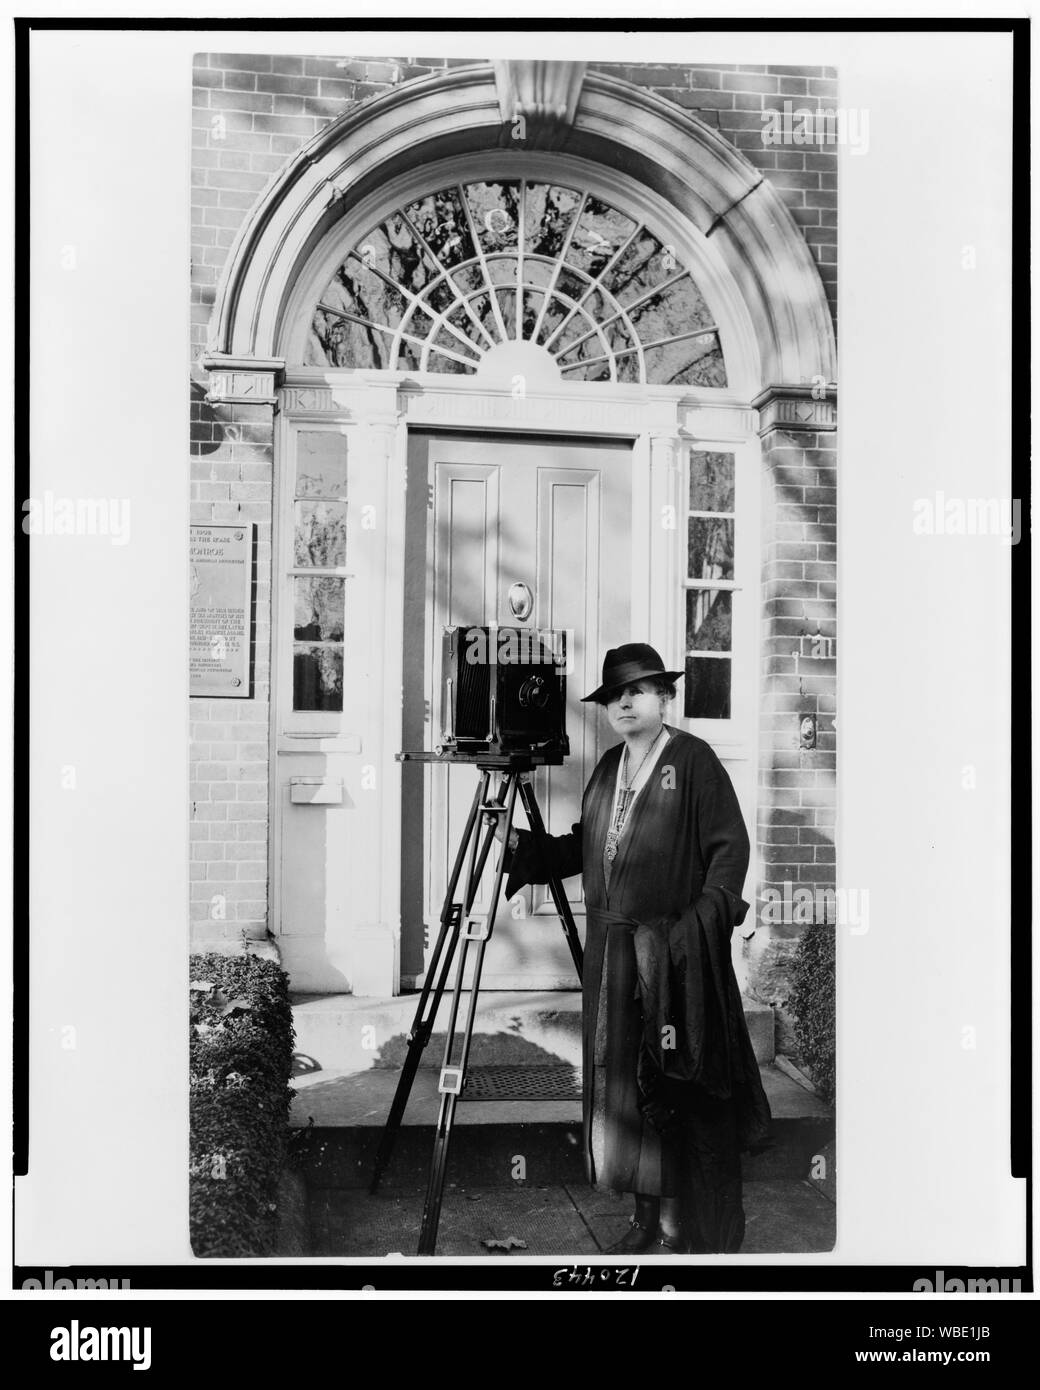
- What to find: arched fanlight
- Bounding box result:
[304,180,728,388]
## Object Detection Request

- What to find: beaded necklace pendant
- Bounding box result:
[604,787,634,862]
[604,727,665,864]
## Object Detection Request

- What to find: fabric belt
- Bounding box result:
[586,907,641,931]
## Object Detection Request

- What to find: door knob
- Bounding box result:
[507,581,533,621]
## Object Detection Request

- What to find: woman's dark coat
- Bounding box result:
[506,727,771,1239]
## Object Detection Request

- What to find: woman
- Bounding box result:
[493,643,771,1253]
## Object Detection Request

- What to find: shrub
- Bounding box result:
[788,922,835,1108]
[189,951,295,1258]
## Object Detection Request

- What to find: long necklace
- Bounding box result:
[604,725,666,863]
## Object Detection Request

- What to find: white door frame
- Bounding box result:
[272,369,759,995]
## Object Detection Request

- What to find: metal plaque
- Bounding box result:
[189,524,254,698]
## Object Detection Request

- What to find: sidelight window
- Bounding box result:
[290,431,348,712]
[684,449,738,719]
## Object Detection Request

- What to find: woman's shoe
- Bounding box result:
[606,1216,658,1254]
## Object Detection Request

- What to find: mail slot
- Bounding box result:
[289,778,344,805]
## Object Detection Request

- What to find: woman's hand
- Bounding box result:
[484,811,519,852]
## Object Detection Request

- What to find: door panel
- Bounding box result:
[407,431,632,990]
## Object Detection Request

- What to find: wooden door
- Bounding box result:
[401,431,632,989]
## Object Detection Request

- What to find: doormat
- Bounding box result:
[460,1064,582,1102]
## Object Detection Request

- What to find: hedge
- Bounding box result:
[189,951,295,1258]
[788,922,835,1108]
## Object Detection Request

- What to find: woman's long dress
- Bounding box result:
[505,726,771,1252]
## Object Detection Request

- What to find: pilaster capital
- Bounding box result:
[753,384,837,436]
[648,431,682,469]
[202,353,285,406]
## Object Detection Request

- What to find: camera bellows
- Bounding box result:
[440,625,569,762]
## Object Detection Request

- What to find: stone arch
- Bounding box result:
[204,64,836,394]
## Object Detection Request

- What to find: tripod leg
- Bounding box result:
[370,771,490,1193]
[518,775,584,981]
[418,773,520,1255]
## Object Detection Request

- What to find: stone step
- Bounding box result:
[291,989,775,1074]
[289,1063,831,1189]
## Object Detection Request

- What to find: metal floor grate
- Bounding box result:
[459,1064,582,1102]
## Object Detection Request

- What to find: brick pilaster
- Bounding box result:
[750,388,837,1046]
[189,377,276,950]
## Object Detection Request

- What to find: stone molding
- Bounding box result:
[203,354,284,406]
[754,385,837,435]
[493,60,586,132]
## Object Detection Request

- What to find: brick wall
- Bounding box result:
[189,54,474,366]
[588,62,838,332]
[189,390,274,947]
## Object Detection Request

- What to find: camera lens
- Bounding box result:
[518,676,548,710]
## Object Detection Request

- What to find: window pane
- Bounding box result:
[523,259,554,289]
[524,184,582,258]
[423,279,459,316]
[451,264,485,296]
[680,345,728,389]
[397,339,422,371]
[557,333,608,369]
[296,432,347,498]
[689,451,735,513]
[400,303,434,340]
[311,309,393,370]
[465,294,499,340]
[294,643,343,712]
[325,257,407,331]
[486,254,519,287]
[465,182,520,253]
[294,501,346,568]
[630,274,715,337]
[643,335,726,388]
[359,219,435,293]
[431,321,479,361]
[520,290,543,340]
[558,358,612,382]
[607,230,674,307]
[684,656,731,719]
[614,352,640,383]
[497,288,517,339]
[426,351,477,375]
[404,188,476,268]
[688,516,734,580]
[564,196,636,277]
[294,576,344,641]
[555,266,590,304]
[686,589,732,652]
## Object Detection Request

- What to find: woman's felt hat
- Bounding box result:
[581,643,686,704]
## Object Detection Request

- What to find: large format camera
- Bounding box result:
[438,625,569,762]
